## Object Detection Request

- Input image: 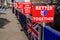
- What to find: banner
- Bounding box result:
[32,5,55,22]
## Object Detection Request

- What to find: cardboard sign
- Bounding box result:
[15,2,23,9]
[23,2,32,14]
[32,6,55,22]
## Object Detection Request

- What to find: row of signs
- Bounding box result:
[14,2,32,14]
[14,2,55,22]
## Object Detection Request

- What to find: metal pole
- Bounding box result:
[42,22,45,40]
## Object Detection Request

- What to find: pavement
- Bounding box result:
[0,8,28,40]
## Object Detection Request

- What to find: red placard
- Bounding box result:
[23,2,32,14]
[32,6,55,22]
[15,2,23,9]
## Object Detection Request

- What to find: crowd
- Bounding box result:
[0,0,13,11]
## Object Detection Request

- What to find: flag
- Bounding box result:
[27,18,39,40]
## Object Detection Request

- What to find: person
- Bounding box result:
[12,0,14,13]
[50,0,53,4]
[2,0,7,11]
[0,0,1,8]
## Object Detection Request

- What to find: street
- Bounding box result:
[0,9,28,40]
